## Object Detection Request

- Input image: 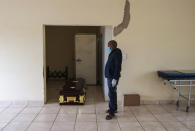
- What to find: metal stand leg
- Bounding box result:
[176,81,181,109]
[186,81,192,112]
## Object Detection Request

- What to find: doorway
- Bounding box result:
[43,25,112,103]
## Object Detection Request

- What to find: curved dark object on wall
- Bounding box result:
[113,0,130,36]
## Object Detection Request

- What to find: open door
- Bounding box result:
[75,34,97,85]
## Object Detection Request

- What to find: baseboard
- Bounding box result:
[0,101,12,106]
[142,100,175,105]
[28,101,44,106]
[0,100,44,106]
[1,99,194,106]
[119,99,195,106]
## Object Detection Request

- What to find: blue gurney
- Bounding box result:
[158,70,195,112]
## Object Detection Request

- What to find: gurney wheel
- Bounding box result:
[186,106,189,112]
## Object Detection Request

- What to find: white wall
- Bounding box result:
[117,0,195,102]
[0,0,195,102]
[0,24,43,101]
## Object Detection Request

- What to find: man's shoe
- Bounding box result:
[106,109,117,113]
[106,114,115,120]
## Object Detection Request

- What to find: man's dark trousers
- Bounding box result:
[107,78,118,115]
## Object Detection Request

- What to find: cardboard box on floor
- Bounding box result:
[124,94,140,106]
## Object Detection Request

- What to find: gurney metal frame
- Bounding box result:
[164,79,195,112]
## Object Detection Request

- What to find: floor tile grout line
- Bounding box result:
[176,112,192,130]
[178,120,192,131]
[0,105,13,131]
[159,104,192,131]
[95,102,98,131]
[116,116,122,131]
[130,105,169,130]
[145,105,168,131]
[159,104,175,114]
[49,106,61,131]
[175,120,192,131]
[161,104,194,130]
[25,106,44,131]
[159,104,182,122]
[73,106,78,131]
[2,105,28,130]
[128,107,145,131]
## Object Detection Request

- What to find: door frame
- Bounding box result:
[43,25,113,103]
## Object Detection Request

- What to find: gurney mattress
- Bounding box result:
[157,70,195,80]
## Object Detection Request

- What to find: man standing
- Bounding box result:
[105,40,122,120]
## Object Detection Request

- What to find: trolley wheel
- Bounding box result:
[176,100,180,107]
[186,106,189,112]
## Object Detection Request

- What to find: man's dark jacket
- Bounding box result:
[105,48,122,80]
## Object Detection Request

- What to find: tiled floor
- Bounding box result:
[1,85,195,131]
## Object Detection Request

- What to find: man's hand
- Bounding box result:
[112,79,117,87]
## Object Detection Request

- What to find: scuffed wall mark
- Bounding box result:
[113,0,130,36]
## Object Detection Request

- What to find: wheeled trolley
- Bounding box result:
[158,70,195,112]
[59,78,86,105]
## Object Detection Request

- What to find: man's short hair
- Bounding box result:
[108,40,117,48]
